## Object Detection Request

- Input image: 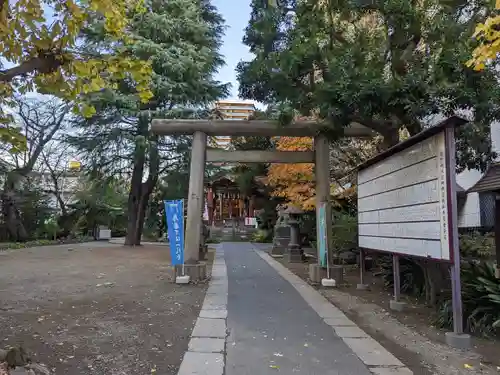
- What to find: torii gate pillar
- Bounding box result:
[182,131,207,279]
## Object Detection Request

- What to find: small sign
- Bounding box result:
[318,202,327,267]
[68,160,81,170]
[164,200,185,266]
[245,217,257,227]
[203,202,209,221]
[98,227,111,240]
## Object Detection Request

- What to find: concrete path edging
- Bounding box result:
[177,245,228,375]
[254,248,414,375]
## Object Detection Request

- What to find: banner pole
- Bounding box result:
[182,198,186,276]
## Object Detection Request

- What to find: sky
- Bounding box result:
[211,0,256,102]
[2,0,258,105]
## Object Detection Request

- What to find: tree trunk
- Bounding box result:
[382,129,400,149]
[125,158,146,246]
[124,116,149,246]
[56,194,68,217]
[2,192,28,242]
[132,136,160,245]
[134,192,149,245]
[125,168,144,246]
[2,172,29,242]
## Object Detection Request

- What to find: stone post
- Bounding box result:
[314,134,331,261]
[309,134,335,281]
[309,135,344,284]
[184,131,207,265]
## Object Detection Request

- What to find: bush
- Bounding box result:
[298,211,316,245]
[375,231,496,304]
[375,256,427,297]
[251,229,273,243]
[0,236,94,251]
[255,207,277,231]
[434,261,500,336]
[35,218,60,240]
[459,231,494,260]
[111,228,127,237]
[331,211,358,253]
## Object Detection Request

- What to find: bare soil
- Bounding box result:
[0,242,212,375]
[277,257,500,375]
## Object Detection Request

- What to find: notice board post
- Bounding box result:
[445,125,465,337]
[355,116,470,349]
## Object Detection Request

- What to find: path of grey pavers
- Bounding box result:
[177,243,413,375]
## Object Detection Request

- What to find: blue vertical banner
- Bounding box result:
[318,202,327,267]
[164,200,185,266]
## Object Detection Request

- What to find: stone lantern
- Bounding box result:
[284,205,304,263]
[270,206,290,256]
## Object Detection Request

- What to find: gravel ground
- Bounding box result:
[0,242,210,375]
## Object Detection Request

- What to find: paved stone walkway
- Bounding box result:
[178,243,412,375]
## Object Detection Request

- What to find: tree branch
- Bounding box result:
[24,104,70,172]
[348,114,397,136]
[0,53,66,83]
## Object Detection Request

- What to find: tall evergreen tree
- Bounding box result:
[69,0,229,245]
[238,0,500,172]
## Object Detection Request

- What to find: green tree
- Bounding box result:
[68,173,128,237]
[15,177,54,240]
[230,147,272,196]
[0,0,153,152]
[229,108,276,197]
[238,0,500,172]
[70,0,229,245]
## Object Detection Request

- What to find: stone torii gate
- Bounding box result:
[151,119,373,280]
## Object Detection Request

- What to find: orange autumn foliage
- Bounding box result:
[266,137,316,210]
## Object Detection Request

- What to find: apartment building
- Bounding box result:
[213,100,256,149]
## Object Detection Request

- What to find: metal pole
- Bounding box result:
[219,193,223,222]
[359,249,365,285]
[182,199,186,276]
[495,196,500,279]
[393,255,401,302]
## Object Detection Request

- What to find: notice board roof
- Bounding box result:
[355,116,468,173]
